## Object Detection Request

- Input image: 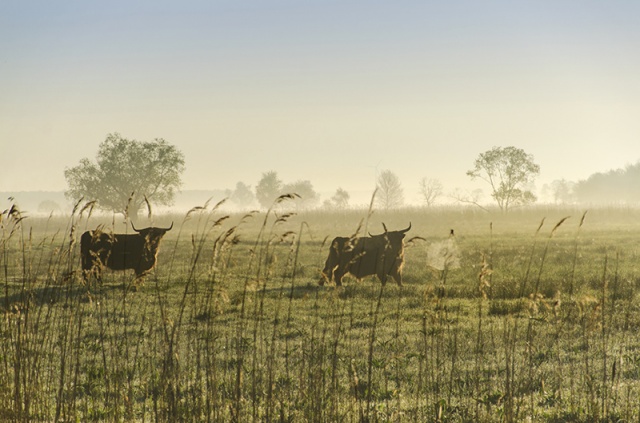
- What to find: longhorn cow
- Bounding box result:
[80,222,173,282]
[320,223,411,286]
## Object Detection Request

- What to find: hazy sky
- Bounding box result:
[2,1,640,204]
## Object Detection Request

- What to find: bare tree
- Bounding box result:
[419,177,443,207]
[376,170,404,209]
[450,188,488,211]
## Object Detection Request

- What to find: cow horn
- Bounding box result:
[401,222,412,233]
[131,221,141,232]
[164,222,174,231]
[382,222,388,233]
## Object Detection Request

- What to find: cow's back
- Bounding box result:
[347,237,382,278]
[104,234,143,270]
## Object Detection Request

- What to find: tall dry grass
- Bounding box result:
[2,201,640,421]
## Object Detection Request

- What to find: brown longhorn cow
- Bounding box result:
[81,222,173,282]
[320,223,411,286]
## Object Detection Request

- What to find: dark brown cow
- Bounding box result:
[81,222,173,282]
[320,223,411,286]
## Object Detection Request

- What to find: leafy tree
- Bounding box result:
[419,177,443,207]
[255,171,283,208]
[64,133,185,216]
[228,181,256,208]
[376,169,404,209]
[466,146,540,212]
[550,179,576,204]
[324,187,350,209]
[282,180,319,209]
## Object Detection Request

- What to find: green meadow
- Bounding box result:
[2,201,640,422]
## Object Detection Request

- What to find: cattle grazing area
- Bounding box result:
[3,203,640,422]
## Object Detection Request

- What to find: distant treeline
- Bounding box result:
[573,161,640,204]
[0,190,227,215]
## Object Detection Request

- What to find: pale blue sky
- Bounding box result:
[2,1,640,204]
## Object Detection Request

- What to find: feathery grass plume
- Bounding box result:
[536,217,546,234]
[551,216,571,236]
[2,204,27,239]
[579,210,588,228]
[184,197,213,221]
[275,193,300,206]
[364,187,378,234]
[7,204,25,223]
[533,216,570,298]
[211,197,227,211]
[210,215,230,230]
[519,217,546,297]
[478,253,492,300]
[79,200,96,219]
[274,212,296,225]
[143,195,152,220]
[203,196,213,209]
[351,218,365,240]
[185,206,206,220]
[279,231,296,243]
[68,223,76,251]
[569,210,588,296]
[237,210,258,228]
[124,191,135,220]
[71,196,84,215]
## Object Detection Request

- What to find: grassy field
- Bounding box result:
[2,199,640,422]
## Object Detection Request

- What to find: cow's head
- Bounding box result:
[131,222,173,251]
[369,222,411,240]
[369,222,411,251]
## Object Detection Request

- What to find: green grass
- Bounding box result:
[2,202,640,422]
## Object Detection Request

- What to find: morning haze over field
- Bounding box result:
[6,3,640,422]
[2,1,640,210]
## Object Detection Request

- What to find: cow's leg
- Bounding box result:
[87,266,102,284]
[133,267,151,289]
[82,267,91,284]
[391,272,403,286]
[334,269,345,286]
[320,263,335,286]
[81,254,94,283]
[83,258,102,285]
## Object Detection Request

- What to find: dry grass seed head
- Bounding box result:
[79,200,96,219]
[143,195,152,219]
[551,216,571,236]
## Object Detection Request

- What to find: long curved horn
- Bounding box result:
[131,221,141,232]
[401,222,412,233]
[164,222,174,231]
